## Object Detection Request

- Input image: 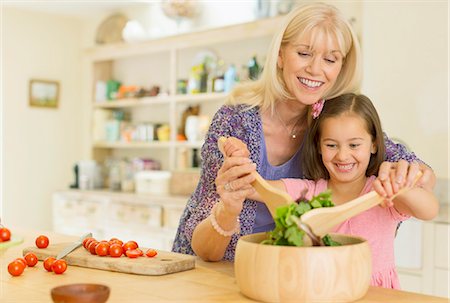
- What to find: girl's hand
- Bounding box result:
[374,160,434,207]
[215,137,256,216]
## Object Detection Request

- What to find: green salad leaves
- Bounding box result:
[261,190,341,247]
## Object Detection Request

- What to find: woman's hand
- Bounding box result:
[222,136,250,158]
[215,137,256,216]
[373,160,435,207]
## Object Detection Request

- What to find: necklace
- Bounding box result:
[274,107,303,139]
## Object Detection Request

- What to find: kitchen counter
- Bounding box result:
[1,228,448,303]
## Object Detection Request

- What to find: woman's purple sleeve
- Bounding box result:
[383,133,424,164]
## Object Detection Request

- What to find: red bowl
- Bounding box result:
[51,283,110,303]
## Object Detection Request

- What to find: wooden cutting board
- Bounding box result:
[23,243,195,276]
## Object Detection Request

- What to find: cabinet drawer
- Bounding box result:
[398,272,422,293]
[434,223,449,269]
[107,202,162,228]
[163,205,185,229]
[433,268,450,298]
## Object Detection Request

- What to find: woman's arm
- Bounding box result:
[192,155,256,261]
[190,109,261,261]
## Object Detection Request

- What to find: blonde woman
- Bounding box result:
[172,3,435,261]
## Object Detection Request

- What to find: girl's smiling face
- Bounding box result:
[319,113,376,184]
[278,29,344,105]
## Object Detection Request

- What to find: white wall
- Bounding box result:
[1,7,84,229]
[361,1,448,179]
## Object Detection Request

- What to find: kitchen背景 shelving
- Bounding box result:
[84,15,285,171]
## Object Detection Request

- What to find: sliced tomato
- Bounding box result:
[122,241,138,254]
[88,240,99,255]
[145,249,158,258]
[125,249,141,258]
[83,237,95,249]
[95,242,110,256]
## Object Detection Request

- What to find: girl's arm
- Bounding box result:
[372,167,439,220]
[393,188,439,220]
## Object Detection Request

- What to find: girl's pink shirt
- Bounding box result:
[282,176,410,289]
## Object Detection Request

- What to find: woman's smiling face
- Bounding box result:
[278,29,344,105]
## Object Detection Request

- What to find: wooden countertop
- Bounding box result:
[1,228,448,303]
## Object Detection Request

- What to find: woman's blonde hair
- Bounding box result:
[227,3,361,113]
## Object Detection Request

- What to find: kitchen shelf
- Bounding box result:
[93,92,228,109]
[93,141,204,149]
[85,15,282,171]
[85,16,284,61]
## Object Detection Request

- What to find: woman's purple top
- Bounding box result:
[172,105,422,260]
[253,132,304,233]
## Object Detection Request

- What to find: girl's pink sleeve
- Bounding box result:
[281,178,317,201]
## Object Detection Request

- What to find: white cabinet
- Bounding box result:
[397,220,450,298]
[52,191,187,251]
[433,223,449,298]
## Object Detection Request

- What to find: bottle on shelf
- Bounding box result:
[248,55,261,80]
[224,64,237,93]
[199,63,208,93]
[212,59,225,93]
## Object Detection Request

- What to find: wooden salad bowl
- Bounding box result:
[234,233,371,303]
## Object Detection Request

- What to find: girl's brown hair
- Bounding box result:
[302,93,385,180]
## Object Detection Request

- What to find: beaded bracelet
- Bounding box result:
[209,201,240,237]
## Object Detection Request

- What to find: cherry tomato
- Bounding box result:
[95,242,110,256]
[84,238,96,250]
[35,235,49,249]
[122,241,138,254]
[15,258,27,268]
[108,239,123,246]
[43,257,56,272]
[125,249,141,258]
[0,227,11,241]
[83,237,95,249]
[146,249,158,258]
[88,240,99,255]
[109,244,123,258]
[8,260,25,276]
[51,259,67,274]
[24,252,38,267]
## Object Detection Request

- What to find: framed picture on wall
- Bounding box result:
[29,79,59,108]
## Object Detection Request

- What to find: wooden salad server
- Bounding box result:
[299,172,423,240]
[217,137,293,218]
[218,136,422,246]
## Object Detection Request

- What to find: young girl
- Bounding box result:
[222,93,439,289]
